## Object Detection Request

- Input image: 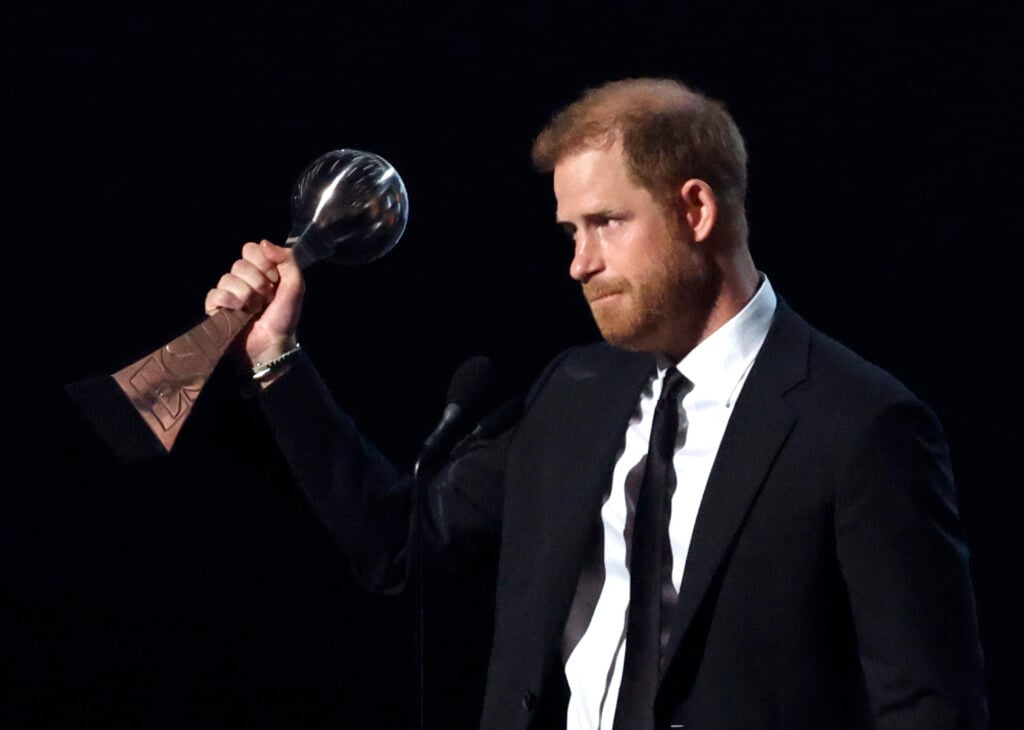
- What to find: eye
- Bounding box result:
[559,222,576,241]
[591,213,625,229]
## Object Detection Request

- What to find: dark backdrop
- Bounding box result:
[7,2,1021,728]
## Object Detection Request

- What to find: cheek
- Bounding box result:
[598,225,647,269]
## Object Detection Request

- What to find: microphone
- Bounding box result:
[410,355,506,730]
[414,355,502,480]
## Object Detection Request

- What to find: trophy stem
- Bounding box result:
[101,308,254,457]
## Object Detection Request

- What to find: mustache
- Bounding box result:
[583,278,629,303]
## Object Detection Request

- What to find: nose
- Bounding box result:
[569,231,603,282]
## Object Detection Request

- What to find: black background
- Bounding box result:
[7,2,1022,728]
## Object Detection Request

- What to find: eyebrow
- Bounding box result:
[556,208,624,227]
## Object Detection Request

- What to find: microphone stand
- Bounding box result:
[411,445,443,730]
[406,355,503,729]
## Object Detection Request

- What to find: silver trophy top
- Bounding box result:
[285,148,409,268]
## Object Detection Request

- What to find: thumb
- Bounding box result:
[259,239,303,294]
[254,239,304,334]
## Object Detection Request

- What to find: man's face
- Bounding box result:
[553,140,710,356]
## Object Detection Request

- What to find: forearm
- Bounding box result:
[256,352,510,592]
[258,352,413,593]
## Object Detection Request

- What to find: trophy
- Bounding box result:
[68,149,410,463]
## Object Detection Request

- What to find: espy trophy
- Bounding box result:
[68,149,409,463]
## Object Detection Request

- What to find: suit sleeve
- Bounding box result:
[256,353,511,593]
[834,396,988,729]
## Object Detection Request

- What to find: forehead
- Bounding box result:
[553,141,646,220]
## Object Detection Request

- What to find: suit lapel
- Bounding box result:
[496,345,655,685]
[663,301,811,663]
[524,347,656,591]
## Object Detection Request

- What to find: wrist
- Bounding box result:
[251,341,302,381]
[241,340,302,396]
[248,334,298,370]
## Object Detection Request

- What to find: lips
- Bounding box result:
[584,281,626,304]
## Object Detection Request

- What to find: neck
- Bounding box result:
[663,247,760,362]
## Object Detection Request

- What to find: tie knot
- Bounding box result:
[660,368,689,404]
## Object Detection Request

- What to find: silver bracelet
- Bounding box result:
[251,342,302,381]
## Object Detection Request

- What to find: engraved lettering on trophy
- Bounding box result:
[124,355,194,431]
[193,309,240,361]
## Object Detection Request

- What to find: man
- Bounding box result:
[206,77,988,728]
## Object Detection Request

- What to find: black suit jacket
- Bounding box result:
[260,299,988,729]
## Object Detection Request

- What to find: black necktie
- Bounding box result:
[613,367,690,730]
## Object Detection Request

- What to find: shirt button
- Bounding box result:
[520,690,537,711]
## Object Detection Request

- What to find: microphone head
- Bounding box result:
[416,355,505,479]
[447,355,502,419]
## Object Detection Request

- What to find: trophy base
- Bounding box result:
[65,308,254,464]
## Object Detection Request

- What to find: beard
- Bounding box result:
[582,241,717,355]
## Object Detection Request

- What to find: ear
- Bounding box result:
[679,179,717,243]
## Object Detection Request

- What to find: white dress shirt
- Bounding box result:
[564,276,778,729]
